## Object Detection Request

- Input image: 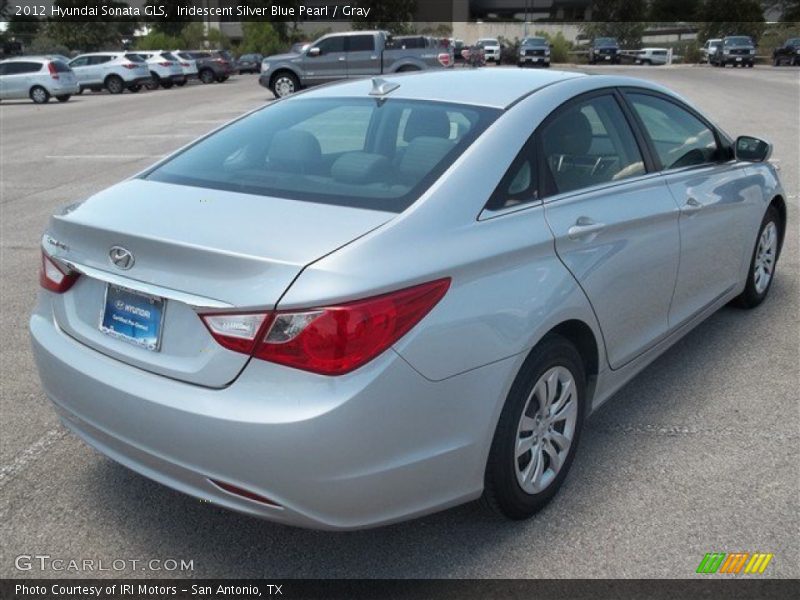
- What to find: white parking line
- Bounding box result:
[0,427,68,491]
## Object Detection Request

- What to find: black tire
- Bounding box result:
[105,75,124,94]
[746,62,754,68]
[76,87,84,95]
[160,80,174,89]
[216,75,229,82]
[269,71,300,98]
[544,62,551,68]
[482,334,586,520]
[773,56,781,67]
[397,65,420,72]
[146,73,160,90]
[199,69,215,84]
[176,80,187,87]
[128,84,141,93]
[733,206,782,309]
[29,85,50,104]
[55,95,71,103]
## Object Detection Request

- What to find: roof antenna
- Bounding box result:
[369,77,400,96]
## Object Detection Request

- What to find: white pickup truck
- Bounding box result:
[259,30,453,98]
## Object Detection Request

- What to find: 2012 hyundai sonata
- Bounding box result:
[31,69,786,529]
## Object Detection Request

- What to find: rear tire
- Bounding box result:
[55,95,71,102]
[216,75,229,83]
[482,334,586,520]
[160,80,174,89]
[199,69,215,84]
[176,80,187,87]
[30,85,50,104]
[105,75,124,94]
[128,84,141,93]
[145,73,160,90]
[733,206,781,309]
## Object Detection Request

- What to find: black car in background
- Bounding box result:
[772,38,800,66]
[589,37,620,64]
[518,36,551,68]
[178,50,235,83]
[236,53,263,74]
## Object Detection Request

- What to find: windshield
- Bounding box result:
[725,37,753,46]
[522,38,547,45]
[595,38,617,45]
[145,98,500,213]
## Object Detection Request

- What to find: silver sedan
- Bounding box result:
[30,69,786,529]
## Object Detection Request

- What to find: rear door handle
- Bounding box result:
[568,217,606,240]
[682,197,704,214]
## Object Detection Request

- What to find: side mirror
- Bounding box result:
[735,136,772,162]
[308,47,321,57]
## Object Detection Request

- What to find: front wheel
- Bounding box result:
[55,95,71,103]
[145,74,160,90]
[482,334,586,520]
[30,85,50,104]
[199,69,215,84]
[734,206,781,309]
[270,72,299,98]
[105,75,124,94]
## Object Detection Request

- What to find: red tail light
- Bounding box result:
[159,61,172,67]
[437,53,452,67]
[200,279,450,376]
[180,62,190,67]
[122,63,138,69]
[47,62,59,79]
[40,250,79,293]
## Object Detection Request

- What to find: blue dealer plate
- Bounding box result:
[100,285,165,351]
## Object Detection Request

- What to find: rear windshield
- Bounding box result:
[124,53,145,62]
[161,52,178,61]
[145,98,500,212]
[51,60,71,72]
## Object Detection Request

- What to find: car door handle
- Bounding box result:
[682,197,704,214]
[568,217,606,240]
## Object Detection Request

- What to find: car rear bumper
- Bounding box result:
[519,56,550,64]
[30,294,512,530]
[170,74,186,83]
[50,81,80,95]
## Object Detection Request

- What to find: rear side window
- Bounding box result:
[90,55,112,65]
[145,98,499,212]
[626,93,720,169]
[539,94,646,195]
[2,62,41,75]
[348,35,375,52]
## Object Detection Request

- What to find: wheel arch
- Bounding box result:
[769,194,787,258]
[269,67,301,88]
[540,319,600,398]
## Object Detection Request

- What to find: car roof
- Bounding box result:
[1,56,49,63]
[73,51,122,56]
[298,69,587,109]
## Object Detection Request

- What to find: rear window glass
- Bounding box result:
[52,60,71,72]
[124,53,145,63]
[145,98,499,212]
[161,52,178,61]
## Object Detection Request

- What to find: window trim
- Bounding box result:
[618,86,733,174]
[534,87,657,200]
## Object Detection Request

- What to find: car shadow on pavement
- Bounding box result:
[78,277,794,578]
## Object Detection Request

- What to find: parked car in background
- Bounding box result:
[518,37,551,68]
[476,38,502,63]
[772,37,800,66]
[169,51,198,82]
[259,30,452,98]
[134,51,186,89]
[31,69,786,530]
[634,48,669,65]
[69,52,150,94]
[174,50,234,84]
[701,38,722,63]
[589,37,621,64]
[236,53,263,74]
[711,36,756,67]
[0,57,78,103]
[450,39,466,62]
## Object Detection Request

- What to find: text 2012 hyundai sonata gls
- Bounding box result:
[31,70,785,529]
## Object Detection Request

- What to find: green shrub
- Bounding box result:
[535,30,573,63]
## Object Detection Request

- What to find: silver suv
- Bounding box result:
[0,57,79,103]
[134,51,186,89]
[69,52,151,94]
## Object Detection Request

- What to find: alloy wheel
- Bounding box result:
[754,222,778,294]
[274,76,295,97]
[514,366,578,494]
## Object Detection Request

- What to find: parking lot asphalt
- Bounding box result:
[0,66,798,579]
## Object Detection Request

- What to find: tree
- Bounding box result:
[239,22,283,56]
[581,0,647,48]
[144,1,191,37]
[351,0,417,35]
[5,13,43,46]
[45,1,138,51]
[696,0,766,42]
[648,0,700,21]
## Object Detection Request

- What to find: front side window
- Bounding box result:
[539,94,646,195]
[69,57,89,67]
[627,93,720,170]
[146,98,499,212]
[316,37,345,54]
